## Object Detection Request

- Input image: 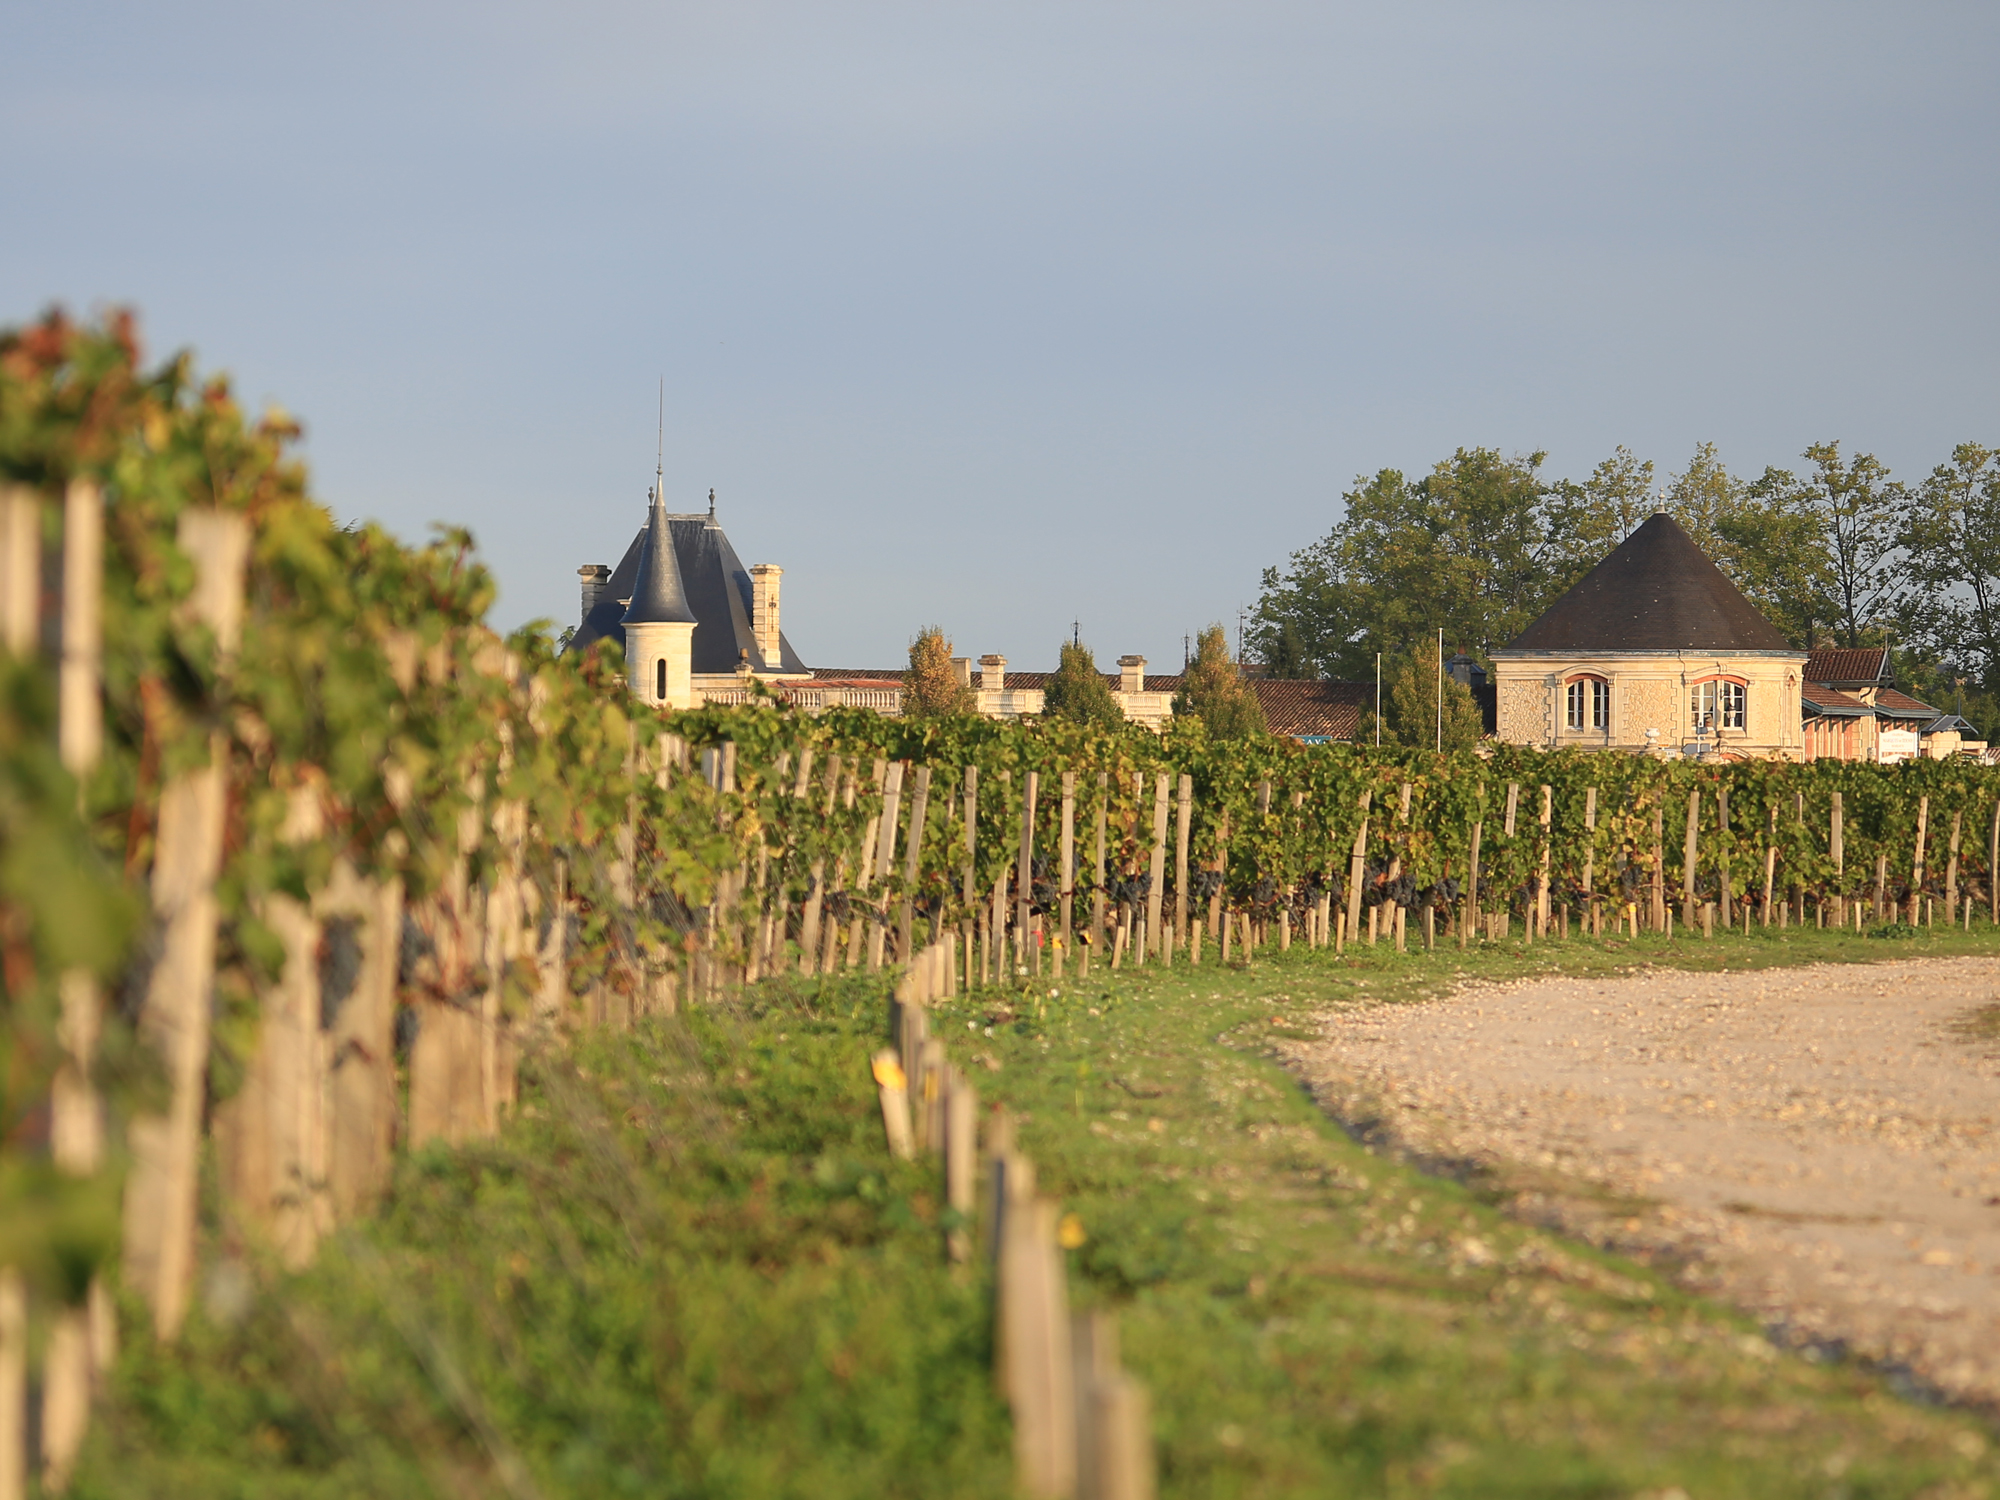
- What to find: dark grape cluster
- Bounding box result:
[317,916,364,1029]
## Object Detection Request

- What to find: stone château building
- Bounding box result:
[1489,511,1807,759]
[568,475,1377,739]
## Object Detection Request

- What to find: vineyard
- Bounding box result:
[5,311,2000,1496]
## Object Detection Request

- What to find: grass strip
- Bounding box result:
[71,922,2000,1497]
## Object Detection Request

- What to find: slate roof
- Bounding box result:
[570,506,807,673]
[622,487,697,626]
[1496,512,1794,654]
[1803,647,1891,686]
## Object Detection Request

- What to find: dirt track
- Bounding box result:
[1287,956,2000,1406]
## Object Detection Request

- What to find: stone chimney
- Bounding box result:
[578,563,611,624]
[952,657,973,689]
[980,654,1007,694]
[1118,654,1146,695]
[750,563,782,668]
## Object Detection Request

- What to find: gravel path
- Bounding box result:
[1286,956,2000,1406]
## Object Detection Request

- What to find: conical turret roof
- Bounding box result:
[1497,511,1792,654]
[622,482,697,627]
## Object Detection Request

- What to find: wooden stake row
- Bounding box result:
[878,937,1156,1499]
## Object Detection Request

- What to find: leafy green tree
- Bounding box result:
[1357,650,1485,750]
[1250,448,1568,677]
[1777,442,1906,649]
[1902,443,2000,693]
[1040,639,1124,727]
[1172,624,1265,738]
[1662,441,1744,560]
[1545,445,1656,577]
[902,625,974,718]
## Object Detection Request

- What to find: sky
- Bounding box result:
[5,2,1997,671]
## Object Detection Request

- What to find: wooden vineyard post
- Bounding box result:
[824,766,858,975]
[1018,771,1040,976]
[1948,810,1963,924]
[801,755,838,973]
[1832,791,1846,927]
[1001,1198,1077,1499]
[1910,795,1930,926]
[1058,773,1076,978]
[1503,782,1519,837]
[1651,803,1666,933]
[946,1068,977,1263]
[869,761,906,969]
[1989,798,1999,926]
[44,478,110,1489]
[898,765,932,961]
[1535,784,1553,939]
[1792,790,1807,927]
[1345,791,1372,948]
[849,758,888,968]
[1147,773,1170,962]
[1716,787,1733,929]
[992,769,1012,979]
[0,482,36,654]
[1581,787,1597,934]
[962,763,979,984]
[1464,819,1482,948]
[122,508,249,1341]
[1207,810,1228,939]
[1173,774,1192,955]
[1090,773,1108,974]
[0,1267,21,1500]
[1874,854,1889,924]
[1761,805,1778,927]
[1682,790,1701,930]
[215,785,330,1270]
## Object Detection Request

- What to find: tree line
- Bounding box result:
[1248,441,2000,737]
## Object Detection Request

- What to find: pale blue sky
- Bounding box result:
[5,2,1996,669]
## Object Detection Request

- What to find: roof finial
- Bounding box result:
[708,487,716,520]
[656,378,665,484]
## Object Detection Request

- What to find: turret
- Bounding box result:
[622,480,697,709]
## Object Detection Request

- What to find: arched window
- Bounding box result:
[656,657,667,701]
[1565,675,1609,731]
[1691,677,1746,732]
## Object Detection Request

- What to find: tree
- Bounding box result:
[1662,441,1743,560]
[1040,639,1124,727]
[1357,649,1485,750]
[902,625,974,718]
[1901,442,2000,692]
[1770,442,1907,649]
[1722,467,1838,648]
[1545,445,1656,577]
[1250,447,1569,678]
[1172,624,1266,738]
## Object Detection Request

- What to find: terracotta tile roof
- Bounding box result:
[1252,679,1371,740]
[1801,684,1872,716]
[1803,647,1890,686]
[1497,512,1792,653]
[1876,687,1941,719]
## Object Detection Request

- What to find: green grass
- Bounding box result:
[69,919,2000,1497]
